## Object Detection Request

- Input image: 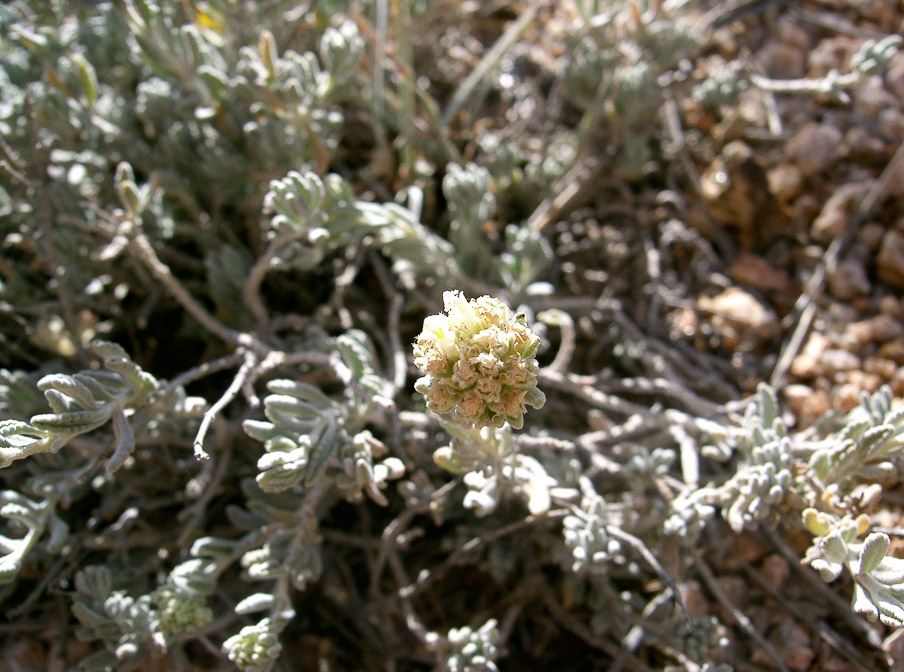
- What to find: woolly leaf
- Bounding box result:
[235,593,275,615]
[859,533,890,575]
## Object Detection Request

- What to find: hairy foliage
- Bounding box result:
[1,1,902,671]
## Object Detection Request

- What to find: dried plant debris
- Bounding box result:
[2,1,904,670]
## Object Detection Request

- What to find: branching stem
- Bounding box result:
[192,348,257,461]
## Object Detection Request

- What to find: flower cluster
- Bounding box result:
[413,291,545,429]
[152,587,212,644]
[222,618,282,671]
[426,619,500,672]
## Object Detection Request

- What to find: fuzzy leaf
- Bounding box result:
[75,566,112,598]
[870,555,904,587]
[851,581,880,622]
[38,374,102,410]
[242,419,279,443]
[190,537,238,560]
[46,514,69,553]
[267,379,334,408]
[30,408,110,433]
[859,533,891,575]
[77,650,119,672]
[235,593,275,615]
[0,420,54,467]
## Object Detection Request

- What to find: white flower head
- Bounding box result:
[413,291,545,429]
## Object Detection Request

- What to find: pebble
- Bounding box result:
[879,108,904,142]
[843,369,883,393]
[883,628,904,672]
[759,41,806,79]
[853,78,899,119]
[834,383,864,412]
[857,222,886,251]
[880,295,904,319]
[758,619,814,671]
[790,332,830,379]
[844,126,886,162]
[887,161,904,197]
[786,122,844,177]
[722,534,768,571]
[852,0,897,29]
[886,51,904,105]
[819,348,862,376]
[843,314,904,349]
[767,163,803,202]
[877,230,904,288]
[715,576,748,623]
[828,258,871,300]
[698,287,779,350]
[863,356,897,379]
[731,253,793,293]
[879,338,904,363]
[774,18,810,51]
[680,580,709,619]
[760,554,790,590]
[808,35,858,76]
[892,367,904,396]
[811,181,873,242]
[826,301,861,325]
[783,384,831,427]
[700,142,772,241]
[820,655,858,672]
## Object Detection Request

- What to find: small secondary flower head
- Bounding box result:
[413,291,545,429]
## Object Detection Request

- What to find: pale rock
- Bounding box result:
[786,122,844,177]
[819,348,861,376]
[811,181,873,242]
[834,383,864,412]
[863,355,897,379]
[843,314,904,350]
[670,306,699,339]
[767,163,803,202]
[737,89,768,128]
[790,332,831,379]
[700,140,779,248]
[843,369,883,394]
[784,384,831,427]
[698,287,778,351]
